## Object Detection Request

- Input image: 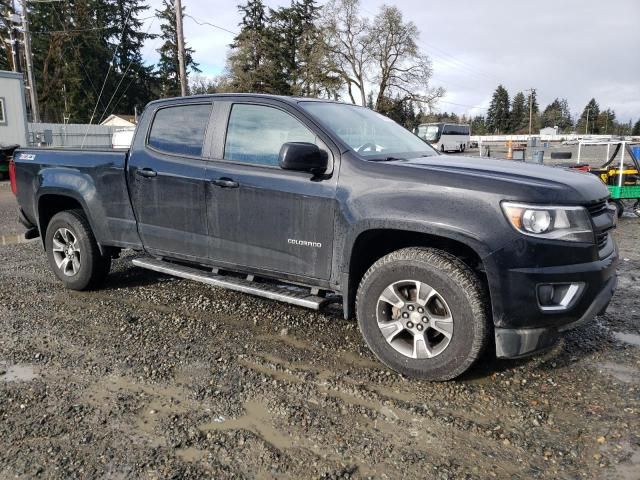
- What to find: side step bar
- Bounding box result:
[132,257,331,310]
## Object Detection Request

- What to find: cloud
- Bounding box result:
[140,0,640,121]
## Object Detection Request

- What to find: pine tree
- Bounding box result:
[471,115,487,135]
[225,0,339,96]
[28,0,157,122]
[509,92,527,133]
[486,85,510,134]
[596,109,615,135]
[155,0,200,97]
[632,119,640,136]
[541,98,573,132]
[366,91,374,109]
[0,0,13,70]
[97,0,158,120]
[576,98,600,134]
[28,0,112,122]
[226,0,271,92]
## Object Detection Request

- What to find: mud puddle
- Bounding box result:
[613,331,640,347]
[596,362,640,384]
[0,234,35,246]
[0,362,38,382]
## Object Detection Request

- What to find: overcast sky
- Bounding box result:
[140,0,640,122]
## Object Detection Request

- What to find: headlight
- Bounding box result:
[501,202,594,242]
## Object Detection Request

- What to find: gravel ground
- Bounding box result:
[1,180,639,479]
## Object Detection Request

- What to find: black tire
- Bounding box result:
[45,209,111,290]
[613,200,624,218]
[550,151,572,160]
[356,247,489,381]
[440,144,445,153]
[461,144,466,152]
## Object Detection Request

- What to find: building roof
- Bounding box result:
[100,114,136,125]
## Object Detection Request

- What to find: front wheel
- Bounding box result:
[612,200,624,218]
[356,248,489,380]
[440,144,445,153]
[45,210,111,290]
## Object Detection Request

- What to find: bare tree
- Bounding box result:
[369,6,443,110]
[322,0,372,105]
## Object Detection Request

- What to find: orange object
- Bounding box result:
[507,140,513,160]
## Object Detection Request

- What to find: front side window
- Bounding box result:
[148,103,212,156]
[224,104,316,166]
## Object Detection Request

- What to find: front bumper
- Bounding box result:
[495,274,617,358]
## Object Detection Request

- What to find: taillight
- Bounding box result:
[9,159,17,195]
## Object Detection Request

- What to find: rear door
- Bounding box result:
[128,101,213,260]
[205,100,338,281]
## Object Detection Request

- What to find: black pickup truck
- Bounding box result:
[10,94,618,380]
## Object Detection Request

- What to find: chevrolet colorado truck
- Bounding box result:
[10,94,618,380]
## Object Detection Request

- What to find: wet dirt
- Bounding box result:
[1,181,639,479]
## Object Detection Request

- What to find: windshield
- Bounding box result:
[417,125,441,142]
[299,102,437,159]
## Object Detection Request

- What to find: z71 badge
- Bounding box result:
[18,153,36,161]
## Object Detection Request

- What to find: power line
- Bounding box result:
[31,14,155,34]
[97,17,156,124]
[438,99,488,110]
[82,7,133,146]
[184,14,238,36]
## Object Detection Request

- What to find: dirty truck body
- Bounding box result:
[11,94,618,380]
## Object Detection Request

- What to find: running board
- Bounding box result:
[132,257,330,310]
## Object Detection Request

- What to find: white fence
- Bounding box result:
[27,123,122,148]
[470,134,635,143]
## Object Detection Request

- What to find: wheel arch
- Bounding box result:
[37,190,105,255]
[342,226,491,321]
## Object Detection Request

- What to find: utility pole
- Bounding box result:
[525,88,535,136]
[585,108,590,135]
[20,0,40,122]
[174,0,188,96]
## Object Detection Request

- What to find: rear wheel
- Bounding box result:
[356,247,489,380]
[45,210,111,290]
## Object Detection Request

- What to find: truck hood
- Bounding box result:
[389,155,610,204]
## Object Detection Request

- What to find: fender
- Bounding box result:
[340,218,493,276]
[337,218,505,320]
[36,167,110,250]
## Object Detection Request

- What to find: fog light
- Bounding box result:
[537,282,584,311]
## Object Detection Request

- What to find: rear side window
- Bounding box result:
[148,104,212,156]
[224,104,316,166]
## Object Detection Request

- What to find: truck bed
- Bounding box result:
[13,147,142,250]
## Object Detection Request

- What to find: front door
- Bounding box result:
[128,102,213,260]
[206,101,337,281]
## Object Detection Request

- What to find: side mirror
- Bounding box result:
[279,142,328,174]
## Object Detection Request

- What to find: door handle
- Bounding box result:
[136,167,157,178]
[212,177,239,188]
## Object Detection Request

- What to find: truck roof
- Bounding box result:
[145,93,345,108]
